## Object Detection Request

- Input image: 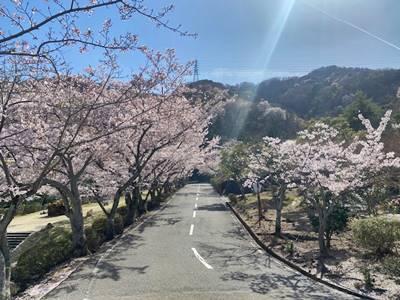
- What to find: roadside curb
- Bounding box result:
[225,201,376,300]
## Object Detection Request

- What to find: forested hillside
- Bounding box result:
[196,66,400,142]
[256,66,400,118]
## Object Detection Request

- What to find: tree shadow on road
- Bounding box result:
[196,241,349,299]
[221,270,342,299]
[136,211,183,234]
[197,203,227,211]
[44,232,149,299]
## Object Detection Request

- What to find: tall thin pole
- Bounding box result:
[193,60,199,82]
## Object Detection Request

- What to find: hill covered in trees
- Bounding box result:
[255,66,400,118]
[194,66,400,142]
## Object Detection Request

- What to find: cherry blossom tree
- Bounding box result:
[249,110,399,261]
[0,0,192,71]
[0,1,194,298]
[246,138,298,235]
[0,71,119,298]
[295,111,399,257]
[91,88,218,238]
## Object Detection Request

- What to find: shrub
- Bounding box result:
[309,205,350,248]
[12,227,73,290]
[91,216,108,235]
[116,206,128,224]
[17,194,58,215]
[382,255,400,278]
[228,193,238,204]
[91,214,124,237]
[17,200,44,215]
[284,241,295,257]
[360,267,374,290]
[351,217,400,256]
[47,200,66,217]
[116,206,127,217]
[210,176,224,194]
[85,227,105,253]
[114,214,124,235]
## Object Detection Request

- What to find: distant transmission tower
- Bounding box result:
[193,60,199,82]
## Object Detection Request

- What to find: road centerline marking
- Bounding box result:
[194,203,198,209]
[191,248,213,270]
[189,224,194,235]
[193,211,196,218]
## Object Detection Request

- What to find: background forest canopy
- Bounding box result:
[204,65,400,147]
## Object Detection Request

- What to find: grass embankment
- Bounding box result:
[233,191,400,299]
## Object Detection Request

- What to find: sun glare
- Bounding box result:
[261,0,296,78]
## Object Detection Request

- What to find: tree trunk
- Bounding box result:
[150,189,156,203]
[317,205,328,257]
[156,188,162,203]
[275,185,286,236]
[125,191,136,226]
[70,181,88,257]
[257,190,263,225]
[138,191,146,215]
[105,216,115,241]
[326,233,332,249]
[0,234,11,300]
[238,183,245,200]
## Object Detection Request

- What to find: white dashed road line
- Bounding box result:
[194,203,198,209]
[189,224,194,235]
[191,248,213,270]
[193,211,196,218]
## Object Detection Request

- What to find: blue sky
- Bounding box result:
[66,0,400,84]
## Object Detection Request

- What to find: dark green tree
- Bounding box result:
[219,142,249,198]
[309,204,350,249]
[342,91,382,131]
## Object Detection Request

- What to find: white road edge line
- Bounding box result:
[191,248,213,269]
[193,211,196,218]
[189,224,194,235]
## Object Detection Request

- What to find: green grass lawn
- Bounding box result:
[8,201,125,233]
[9,191,150,233]
[243,189,300,209]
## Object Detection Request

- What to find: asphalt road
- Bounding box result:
[45,184,355,300]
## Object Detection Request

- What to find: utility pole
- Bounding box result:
[193,60,199,82]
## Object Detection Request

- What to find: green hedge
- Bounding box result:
[86,214,124,252]
[351,217,400,256]
[47,200,66,217]
[11,227,73,290]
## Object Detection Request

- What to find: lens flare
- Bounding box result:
[261,0,296,79]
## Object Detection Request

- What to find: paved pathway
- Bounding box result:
[45,184,355,299]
